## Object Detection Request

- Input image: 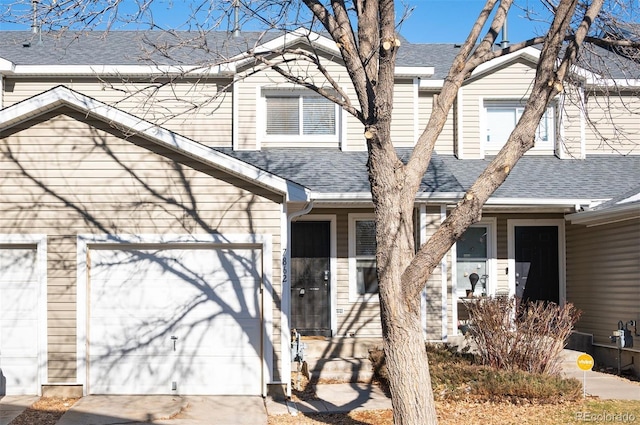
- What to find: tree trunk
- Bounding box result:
[371,146,438,424]
[380,276,437,425]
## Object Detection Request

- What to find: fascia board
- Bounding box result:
[470,46,541,78]
[585,77,640,88]
[484,197,594,207]
[5,64,236,77]
[419,79,445,90]
[565,202,640,226]
[0,57,15,72]
[395,67,435,77]
[233,28,340,68]
[0,86,308,202]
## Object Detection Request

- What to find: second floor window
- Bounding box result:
[485,100,556,150]
[265,93,337,137]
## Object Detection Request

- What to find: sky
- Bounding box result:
[1,0,553,43]
[398,0,551,43]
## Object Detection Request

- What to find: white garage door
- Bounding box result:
[88,245,262,395]
[0,246,40,395]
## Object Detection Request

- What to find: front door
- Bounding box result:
[514,226,560,304]
[291,221,331,336]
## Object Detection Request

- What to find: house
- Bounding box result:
[0,28,638,398]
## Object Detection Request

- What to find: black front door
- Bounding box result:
[291,221,331,336]
[515,226,560,304]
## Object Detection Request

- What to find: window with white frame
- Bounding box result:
[263,89,338,140]
[485,100,555,150]
[349,215,378,299]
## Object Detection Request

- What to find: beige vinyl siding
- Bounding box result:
[461,60,539,158]
[566,219,640,345]
[0,108,282,383]
[418,91,455,154]
[3,77,233,147]
[391,79,417,147]
[584,92,640,155]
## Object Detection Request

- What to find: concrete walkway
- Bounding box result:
[561,349,640,400]
[56,395,268,425]
[292,383,392,414]
[0,396,39,425]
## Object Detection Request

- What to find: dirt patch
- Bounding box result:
[8,397,80,425]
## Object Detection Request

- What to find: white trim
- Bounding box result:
[280,204,291,397]
[452,219,496,335]
[480,97,556,155]
[566,202,640,227]
[579,86,587,159]
[348,213,378,303]
[4,64,235,77]
[507,219,566,304]
[419,79,445,90]
[232,78,240,150]
[484,197,597,207]
[76,233,273,397]
[0,86,308,202]
[440,205,448,342]
[293,214,338,336]
[557,91,567,159]
[456,87,464,158]
[419,204,428,338]
[395,66,434,78]
[413,78,420,145]
[0,234,47,396]
[470,47,541,79]
[259,87,341,145]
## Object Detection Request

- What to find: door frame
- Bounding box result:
[76,233,272,396]
[0,234,47,396]
[507,219,566,304]
[292,215,337,336]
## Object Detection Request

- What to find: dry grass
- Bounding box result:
[269,400,640,425]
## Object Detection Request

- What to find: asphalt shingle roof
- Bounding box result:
[216,148,640,202]
[1,30,637,81]
[440,155,640,200]
[215,148,465,194]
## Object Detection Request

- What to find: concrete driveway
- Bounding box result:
[56,395,269,425]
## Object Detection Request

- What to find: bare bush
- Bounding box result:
[465,297,581,375]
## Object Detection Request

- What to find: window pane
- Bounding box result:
[355,220,376,256]
[486,108,516,144]
[266,96,299,135]
[303,96,336,135]
[357,259,378,294]
[457,226,487,259]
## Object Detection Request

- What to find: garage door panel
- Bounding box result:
[89,356,178,395]
[0,247,40,395]
[0,358,39,395]
[88,245,263,395]
[1,321,38,356]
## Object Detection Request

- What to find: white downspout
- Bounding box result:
[281,201,313,398]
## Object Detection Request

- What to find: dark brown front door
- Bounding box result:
[515,226,560,304]
[291,221,331,336]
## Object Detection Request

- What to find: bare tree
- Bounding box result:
[2,0,638,423]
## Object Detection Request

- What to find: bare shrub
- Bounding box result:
[465,297,581,375]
